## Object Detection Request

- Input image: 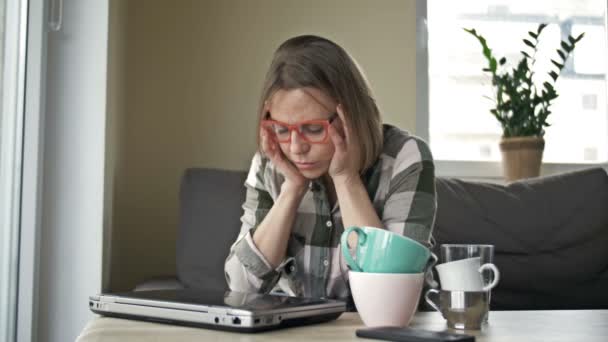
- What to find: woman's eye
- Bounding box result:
[274,126,289,134]
[302,125,324,134]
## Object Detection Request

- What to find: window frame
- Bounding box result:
[16,0,47,341]
[416,0,608,179]
[1,0,29,340]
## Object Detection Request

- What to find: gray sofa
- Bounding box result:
[137,167,608,310]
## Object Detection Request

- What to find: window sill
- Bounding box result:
[435,160,608,182]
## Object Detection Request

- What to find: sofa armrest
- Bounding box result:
[134,276,184,292]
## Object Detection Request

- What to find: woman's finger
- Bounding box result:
[273,148,302,180]
[261,128,274,158]
[336,104,351,144]
[329,124,346,153]
[261,125,305,182]
[264,130,291,171]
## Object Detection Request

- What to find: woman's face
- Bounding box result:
[265,87,338,180]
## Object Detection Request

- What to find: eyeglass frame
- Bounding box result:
[261,112,338,144]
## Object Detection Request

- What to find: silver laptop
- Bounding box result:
[89,289,346,332]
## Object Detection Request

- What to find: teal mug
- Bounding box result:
[340,226,431,273]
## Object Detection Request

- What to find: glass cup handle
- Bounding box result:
[340,227,365,272]
[479,263,501,291]
[424,288,442,314]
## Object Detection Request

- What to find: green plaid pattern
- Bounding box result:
[224,124,436,299]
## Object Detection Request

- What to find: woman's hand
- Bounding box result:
[261,126,309,194]
[328,104,361,184]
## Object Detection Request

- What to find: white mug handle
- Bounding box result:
[479,263,500,291]
[425,253,439,288]
[424,288,442,315]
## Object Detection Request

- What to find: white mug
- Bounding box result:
[435,257,500,291]
[349,271,424,327]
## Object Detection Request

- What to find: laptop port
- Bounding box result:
[232,317,241,325]
[214,317,219,324]
[254,318,260,324]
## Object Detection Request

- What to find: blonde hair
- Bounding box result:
[256,35,383,174]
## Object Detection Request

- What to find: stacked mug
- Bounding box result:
[425,244,501,330]
[340,226,434,327]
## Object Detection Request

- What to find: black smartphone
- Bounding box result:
[356,326,475,342]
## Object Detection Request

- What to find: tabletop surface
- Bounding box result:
[77,310,608,342]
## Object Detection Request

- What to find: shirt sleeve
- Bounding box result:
[224,152,289,293]
[381,136,437,247]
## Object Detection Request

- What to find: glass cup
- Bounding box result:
[439,244,497,322]
[425,289,489,330]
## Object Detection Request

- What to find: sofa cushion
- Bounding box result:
[433,167,608,309]
[175,166,608,309]
[176,168,246,291]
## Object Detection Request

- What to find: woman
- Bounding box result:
[224,35,436,301]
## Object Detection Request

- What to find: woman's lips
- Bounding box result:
[294,161,317,170]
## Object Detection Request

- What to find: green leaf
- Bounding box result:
[499,57,507,65]
[561,41,572,52]
[568,35,576,44]
[551,59,563,70]
[523,39,535,49]
[537,23,548,34]
[549,71,559,81]
[521,51,531,59]
[490,58,497,72]
[556,49,566,60]
[482,45,492,59]
[575,32,585,42]
[528,31,538,39]
[463,28,476,35]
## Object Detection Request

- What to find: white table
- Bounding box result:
[77,310,608,342]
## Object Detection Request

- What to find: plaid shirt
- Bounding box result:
[224,124,436,300]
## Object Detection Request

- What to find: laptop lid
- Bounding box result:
[89,289,346,332]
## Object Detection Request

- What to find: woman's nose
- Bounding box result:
[290,130,310,154]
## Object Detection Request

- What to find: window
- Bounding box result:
[421,0,608,166]
[1,0,27,340]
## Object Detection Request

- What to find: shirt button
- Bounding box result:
[323,259,329,266]
[326,220,332,227]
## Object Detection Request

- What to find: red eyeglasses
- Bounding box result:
[262,113,338,144]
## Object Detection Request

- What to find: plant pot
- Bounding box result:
[499,136,545,182]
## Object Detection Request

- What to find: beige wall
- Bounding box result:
[110,0,416,291]
[105,0,128,291]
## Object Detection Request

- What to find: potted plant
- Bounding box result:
[464,23,584,181]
